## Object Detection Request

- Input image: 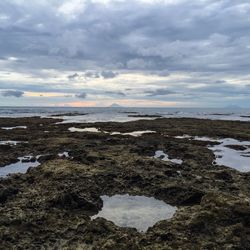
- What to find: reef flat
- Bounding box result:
[0,117,250,249]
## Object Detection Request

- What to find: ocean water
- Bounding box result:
[0,107,249,123]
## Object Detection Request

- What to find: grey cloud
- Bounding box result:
[68,73,80,80]
[64,94,73,98]
[194,83,250,96]
[145,88,176,96]
[68,71,118,80]
[127,59,154,70]
[215,80,227,84]
[75,92,87,99]
[1,90,24,97]
[155,70,170,77]
[0,0,250,106]
[101,71,118,79]
[2,0,250,74]
[84,71,100,79]
[68,72,100,80]
[105,91,126,96]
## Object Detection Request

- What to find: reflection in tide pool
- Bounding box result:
[208,138,250,172]
[175,135,250,172]
[0,156,41,178]
[92,194,177,232]
[192,137,250,172]
[154,150,183,165]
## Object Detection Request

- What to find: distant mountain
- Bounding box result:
[109,103,123,108]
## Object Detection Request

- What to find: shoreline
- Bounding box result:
[0,116,250,249]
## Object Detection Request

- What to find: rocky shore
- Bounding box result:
[0,117,250,249]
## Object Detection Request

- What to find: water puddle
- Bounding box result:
[110,130,156,137]
[207,138,250,172]
[69,127,101,133]
[174,135,214,141]
[0,155,41,178]
[1,126,27,130]
[175,135,250,172]
[92,194,176,232]
[58,152,69,158]
[69,127,156,137]
[175,134,192,139]
[0,140,25,146]
[154,150,183,165]
[175,135,215,141]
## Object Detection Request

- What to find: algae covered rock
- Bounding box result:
[0,117,250,249]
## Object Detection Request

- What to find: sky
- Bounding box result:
[0,0,250,107]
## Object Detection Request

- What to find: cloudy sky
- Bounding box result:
[0,0,250,107]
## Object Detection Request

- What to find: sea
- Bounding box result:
[0,106,249,123]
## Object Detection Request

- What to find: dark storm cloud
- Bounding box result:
[1,90,24,97]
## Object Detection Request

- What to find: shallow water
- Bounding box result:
[68,127,101,132]
[92,194,177,232]
[0,156,41,178]
[154,150,183,165]
[0,140,23,146]
[175,135,216,141]
[68,127,156,137]
[58,152,69,158]
[175,135,192,139]
[176,135,250,172]
[110,130,156,137]
[1,107,249,122]
[1,126,27,130]
[56,113,155,124]
[207,138,250,172]
[192,137,250,172]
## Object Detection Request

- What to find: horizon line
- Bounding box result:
[0,105,248,109]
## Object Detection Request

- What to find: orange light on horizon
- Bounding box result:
[53,99,184,107]
[54,101,98,107]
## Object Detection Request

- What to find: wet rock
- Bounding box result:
[38,154,56,163]
[0,186,18,203]
[213,170,233,181]
[0,144,12,151]
[49,191,102,213]
[21,156,36,163]
[69,149,87,162]
[225,144,248,151]
[0,116,250,248]
[155,186,205,205]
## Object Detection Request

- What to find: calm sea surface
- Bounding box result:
[0,107,249,123]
